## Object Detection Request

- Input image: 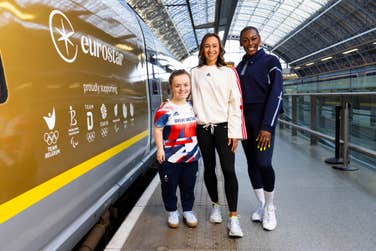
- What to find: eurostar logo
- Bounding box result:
[49,10,78,63]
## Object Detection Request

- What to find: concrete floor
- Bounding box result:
[112,128,376,251]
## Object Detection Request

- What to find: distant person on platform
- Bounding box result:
[236,26,283,231]
[191,33,247,237]
[154,70,201,229]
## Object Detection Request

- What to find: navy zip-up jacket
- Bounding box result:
[236,48,283,132]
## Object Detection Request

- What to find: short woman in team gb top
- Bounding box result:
[154,69,201,229]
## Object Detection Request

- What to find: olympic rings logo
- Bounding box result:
[86,131,96,142]
[44,130,59,145]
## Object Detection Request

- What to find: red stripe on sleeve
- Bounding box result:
[231,66,247,139]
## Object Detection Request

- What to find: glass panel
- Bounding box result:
[161,0,216,54]
[228,0,330,47]
[190,0,215,25]
[283,68,376,168]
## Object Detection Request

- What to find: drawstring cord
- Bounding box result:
[202,123,217,135]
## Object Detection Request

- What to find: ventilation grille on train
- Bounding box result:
[0,55,8,104]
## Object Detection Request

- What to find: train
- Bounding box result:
[0,1,183,250]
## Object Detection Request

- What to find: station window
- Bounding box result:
[0,56,8,104]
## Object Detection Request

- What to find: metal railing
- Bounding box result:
[279,92,376,170]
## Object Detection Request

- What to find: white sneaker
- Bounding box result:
[227,216,243,237]
[262,205,277,231]
[251,206,264,222]
[209,204,222,223]
[183,211,198,227]
[168,210,179,228]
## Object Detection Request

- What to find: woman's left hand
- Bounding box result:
[256,130,271,151]
[227,138,238,153]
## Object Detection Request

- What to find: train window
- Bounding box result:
[152,79,159,94]
[0,55,8,104]
[366,71,376,76]
[150,53,156,64]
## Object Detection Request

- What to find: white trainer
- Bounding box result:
[183,211,198,227]
[251,206,264,222]
[262,205,277,231]
[168,210,179,228]
[227,216,243,237]
[209,204,222,223]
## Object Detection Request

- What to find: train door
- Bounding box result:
[147,52,162,146]
[148,52,163,115]
[137,19,162,148]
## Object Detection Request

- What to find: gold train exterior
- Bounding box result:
[0,1,182,250]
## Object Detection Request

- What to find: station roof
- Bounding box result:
[128,0,376,76]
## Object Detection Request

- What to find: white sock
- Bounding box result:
[264,191,274,208]
[212,202,221,207]
[254,188,265,208]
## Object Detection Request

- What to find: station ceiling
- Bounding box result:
[128,0,376,76]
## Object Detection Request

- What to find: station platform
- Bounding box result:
[105,129,376,251]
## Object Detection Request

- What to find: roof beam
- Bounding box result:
[186,0,199,49]
[272,0,343,53]
[195,22,215,29]
[219,0,238,44]
[128,0,189,60]
[289,27,376,65]
[214,0,221,34]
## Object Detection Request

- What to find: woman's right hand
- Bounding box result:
[156,149,165,163]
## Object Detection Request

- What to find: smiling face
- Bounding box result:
[203,36,220,65]
[240,29,261,57]
[170,73,191,101]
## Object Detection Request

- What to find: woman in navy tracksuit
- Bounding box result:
[236,26,283,231]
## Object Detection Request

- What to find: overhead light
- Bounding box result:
[321,56,333,61]
[294,66,301,70]
[283,73,298,80]
[305,62,314,66]
[116,44,134,51]
[373,41,376,45]
[342,48,358,54]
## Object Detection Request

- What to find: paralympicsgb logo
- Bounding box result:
[49,10,78,63]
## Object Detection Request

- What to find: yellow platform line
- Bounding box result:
[0,130,149,224]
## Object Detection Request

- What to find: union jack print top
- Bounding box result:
[154,100,201,163]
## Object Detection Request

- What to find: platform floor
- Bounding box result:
[105,129,376,251]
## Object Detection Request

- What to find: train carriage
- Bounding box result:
[0,1,181,250]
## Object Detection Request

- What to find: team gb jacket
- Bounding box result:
[236,48,283,132]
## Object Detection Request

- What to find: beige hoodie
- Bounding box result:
[191,65,247,139]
